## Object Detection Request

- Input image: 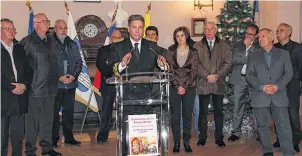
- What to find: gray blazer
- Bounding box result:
[246,47,293,107]
[230,41,257,84]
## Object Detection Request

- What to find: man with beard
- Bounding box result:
[52,19,82,148]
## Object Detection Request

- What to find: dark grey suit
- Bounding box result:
[246,46,294,155]
[230,41,256,136]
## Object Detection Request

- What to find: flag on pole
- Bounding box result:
[253,0,260,26]
[65,2,98,112]
[92,3,118,93]
[143,2,151,37]
[26,0,34,34]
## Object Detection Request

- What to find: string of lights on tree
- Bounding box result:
[216,0,255,44]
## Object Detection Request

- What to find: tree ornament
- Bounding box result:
[235,5,238,8]
[239,28,245,34]
[233,16,239,22]
[223,98,229,104]
[243,9,247,13]
[224,14,229,19]
[247,4,251,8]
[225,76,229,82]
[218,28,222,33]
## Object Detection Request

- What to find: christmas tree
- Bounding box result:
[216,0,255,44]
[215,0,256,134]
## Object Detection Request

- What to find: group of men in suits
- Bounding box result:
[228,23,302,156]
[1,13,83,156]
[96,13,302,156]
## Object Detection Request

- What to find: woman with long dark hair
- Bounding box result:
[165,26,198,153]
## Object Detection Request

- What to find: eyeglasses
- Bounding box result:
[36,20,50,24]
[1,27,16,32]
[245,32,256,36]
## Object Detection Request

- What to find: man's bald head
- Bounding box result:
[110,29,122,42]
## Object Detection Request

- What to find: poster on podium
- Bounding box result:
[128,114,159,156]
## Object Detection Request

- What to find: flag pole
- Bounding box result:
[64,1,100,134]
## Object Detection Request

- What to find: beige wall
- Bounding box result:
[1,1,301,48]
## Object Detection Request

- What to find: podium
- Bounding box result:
[106,72,174,156]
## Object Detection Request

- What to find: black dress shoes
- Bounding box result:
[97,139,107,144]
[197,139,206,147]
[272,140,280,148]
[215,139,226,148]
[173,142,180,153]
[65,139,81,146]
[184,143,192,153]
[294,144,300,153]
[41,149,62,156]
[263,152,274,156]
[228,134,239,142]
[52,142,58,148]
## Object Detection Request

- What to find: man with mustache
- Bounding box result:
[52,19,82,148]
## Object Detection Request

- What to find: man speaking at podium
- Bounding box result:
[109,14,169,156]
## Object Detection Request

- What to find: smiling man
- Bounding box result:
[246,28,294,156]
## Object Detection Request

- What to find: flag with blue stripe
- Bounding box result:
[28,11,34,34]
[253,0,260,25]
[67,11,98,112]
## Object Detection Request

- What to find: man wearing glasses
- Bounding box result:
[52,19,82,148]
[20,13,62,156]
[228,24,259,142]
[1,18,32,156]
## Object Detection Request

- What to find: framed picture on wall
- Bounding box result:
[191,18,206,37]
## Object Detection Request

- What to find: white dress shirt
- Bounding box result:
[1,41,17,81]
[207,38,215,50]
[241,45,253,75]
[118,38,166,73]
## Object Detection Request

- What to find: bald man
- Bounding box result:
[52,19,82,148]
[20,13,61,156]
[246,28,294,156]
[96,29,122,144]
[272,23,302,153]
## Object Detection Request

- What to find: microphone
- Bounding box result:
[149,47,159,57]
[149,47,167,72]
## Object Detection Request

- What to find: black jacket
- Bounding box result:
[1,42,33,117]
[96,44,115,93]
[274,40,302,81]
[54,33,82,89]
[20,31,59,97]
[109,38,164,96]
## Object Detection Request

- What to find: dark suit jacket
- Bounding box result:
[165,46,198,90]
[109,38,164,96]
[246,47,293,107]
[1,42,33,117]
[274,40,302,82]
[230,41,257,84]
[194,37,232,95]
[274,40,302,101]
[96,44,115,93]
